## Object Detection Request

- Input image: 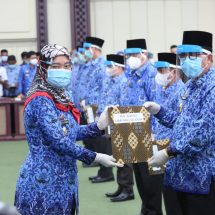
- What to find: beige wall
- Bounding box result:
[90,0,215,58]
[47,0,72,51]
[0,0,37,63]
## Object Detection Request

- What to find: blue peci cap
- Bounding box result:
[176,45,202,54]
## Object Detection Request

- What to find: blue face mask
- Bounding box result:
[78,53,86,63]
[71,57,79,65]
[181,57,203,78]
[47,69,72,89]
[85,50,93,59]
[8,64,16,69]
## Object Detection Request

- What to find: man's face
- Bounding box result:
[1,51,8,56]
[171,47,177,54]
[8,60,16,65]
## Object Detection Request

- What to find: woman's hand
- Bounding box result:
[143,101,161,115]
[147,149,169,167]
[97,106,109,130]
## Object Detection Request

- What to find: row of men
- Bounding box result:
[0,50,39,98]
[67,30,215,215]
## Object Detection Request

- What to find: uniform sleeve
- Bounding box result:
[169,90,215,156]
[25,96,96,164]
[154,105,179,129]
[1,67,8,81]
[17,67,24,95]
[76,123,104,141]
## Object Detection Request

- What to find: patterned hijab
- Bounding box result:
[25,44,80,123]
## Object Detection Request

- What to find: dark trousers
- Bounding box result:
[176,183,215,215]
[163,185,183,215]
[96,136,113,178]
[133,163,163,215]
[116,164,134,193]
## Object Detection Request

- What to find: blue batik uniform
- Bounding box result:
[97,73,128,115]
[4,65,20,96]
[15,96,103,215]
[120,62,157,106]
[66,64,81,103]
[155,68,215,194]
[85,56,106,106]
[153,80,185,140]
[17,64,37,96]
[76,61,92,110]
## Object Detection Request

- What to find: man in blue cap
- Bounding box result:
[90,54,135,195]
[122,39,163,215]
[145,30,215,215]
[153,52,184,215]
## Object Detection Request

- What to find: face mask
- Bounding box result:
[181,57,207,78]
[85,50,93,59]
[78,53,86,63]
[47,69,72,89]
[126,56,142,70]
[105,67,118,77]
[30,58,38,65]
[155,72,172,87]
[8,64,17,69]
[72,57,79,65]
[1,56,8,62]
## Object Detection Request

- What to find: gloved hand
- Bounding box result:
[143,101,161,115]
[97,106,109,130]
[80,100,86,109]
[94,153,124,167]
[147,149,169,167]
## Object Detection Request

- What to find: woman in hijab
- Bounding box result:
[14,44,122,215]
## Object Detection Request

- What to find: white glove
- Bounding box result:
[97,106,109,130]
[143,101,161,115]
[148,149,169,167]
[80,100,86,109]
[94,153,124,167]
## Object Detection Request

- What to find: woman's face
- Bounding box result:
[49,55,72,70]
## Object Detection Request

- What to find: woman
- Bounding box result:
[14,44,122,215]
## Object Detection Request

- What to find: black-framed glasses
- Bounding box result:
[178,52,205,64]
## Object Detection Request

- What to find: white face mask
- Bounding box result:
[30,58,38,65]
[105,67,118,77]
[155,72,172,87]
[126,56,142,70]
[1,56,8,62]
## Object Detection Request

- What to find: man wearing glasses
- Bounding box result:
[145,31,215,215]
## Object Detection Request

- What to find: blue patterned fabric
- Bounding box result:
[155,68,215,194]
[120,62,157,106]
[17,64,37,96]
[14,96,103,215]
[97,73,128,115]
[85,56,106,106]
[153,80,185,139]
[76,61,92,110]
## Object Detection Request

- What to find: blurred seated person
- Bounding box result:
[4,55,20,97]
[0,49,8,67]
[17,51,38,98]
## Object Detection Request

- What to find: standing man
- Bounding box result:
[146,31,215,215]
[121,39,163,215]
[99,54,135,201]
[153,52,184,215]
[17,51,38,98]
[4,55,20,97]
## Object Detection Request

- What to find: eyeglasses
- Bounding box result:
[178,53,205,64]
[49,62,72,70]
